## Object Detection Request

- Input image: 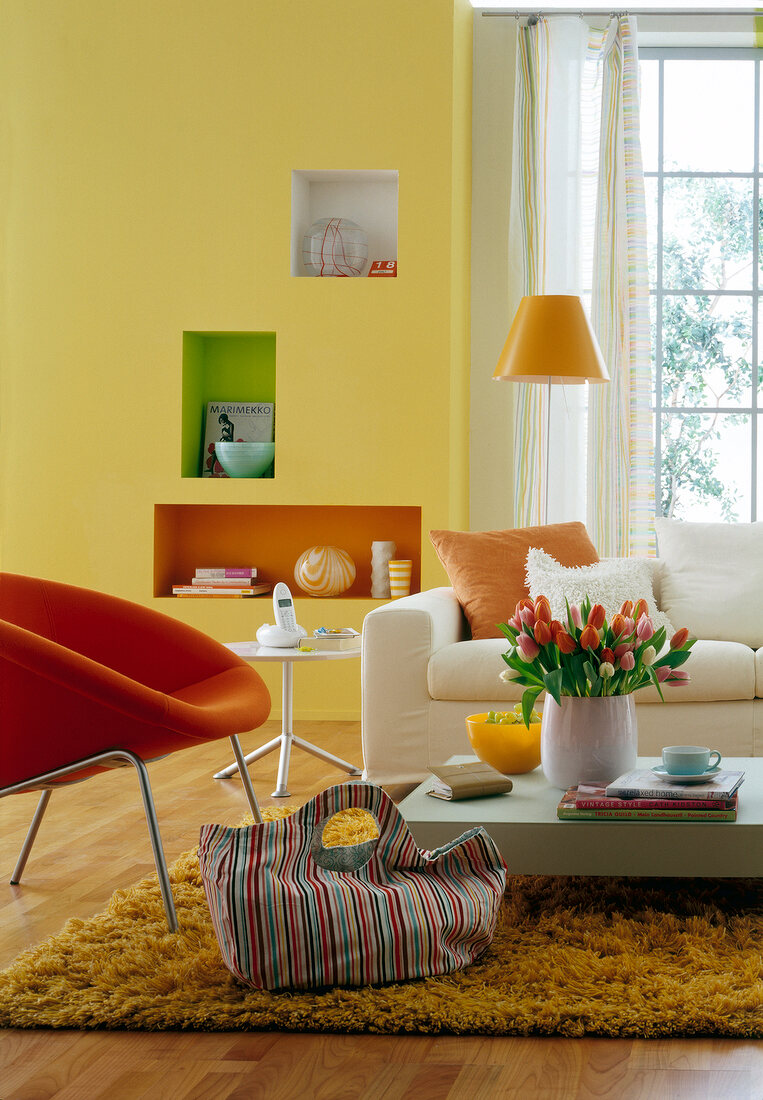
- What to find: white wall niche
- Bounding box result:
[290,169,399,277]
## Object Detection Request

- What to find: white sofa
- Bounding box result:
[361,519,763,786]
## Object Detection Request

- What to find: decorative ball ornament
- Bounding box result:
[302,217,368,277]
[294,545,356,597]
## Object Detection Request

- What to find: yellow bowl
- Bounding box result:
[466,713,542,775]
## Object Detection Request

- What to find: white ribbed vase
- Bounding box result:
[371,541,396,599]
[540,695,638,790]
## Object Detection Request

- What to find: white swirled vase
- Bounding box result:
[540,695,638,790]
[293,545,356,597]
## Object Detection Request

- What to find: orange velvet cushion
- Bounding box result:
[429,522,599,640]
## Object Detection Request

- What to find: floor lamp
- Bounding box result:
[493,295,609,525]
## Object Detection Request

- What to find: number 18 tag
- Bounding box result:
[368,260,397,277]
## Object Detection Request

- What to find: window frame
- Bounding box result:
[640,46,763,522]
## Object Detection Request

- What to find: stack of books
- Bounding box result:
[299,628,361,651]
[172,567,271,598]
[557,767,745,822]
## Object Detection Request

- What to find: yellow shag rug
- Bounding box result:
[2,806,762,1038]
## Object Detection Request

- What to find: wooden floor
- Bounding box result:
[1,720,762,1099]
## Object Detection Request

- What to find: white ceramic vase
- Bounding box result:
[540,695,638,790]
[371,541,396,599]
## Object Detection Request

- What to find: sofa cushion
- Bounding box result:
[428,522,599,641]
[755,648,763,699]
[428,638,755,705]
[525,549,674,636]
[654,517,763,647]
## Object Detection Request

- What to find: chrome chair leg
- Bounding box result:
[229,734,262,823]
[130,752,178,934]
[10,789,52,884]
[2,748,178,933]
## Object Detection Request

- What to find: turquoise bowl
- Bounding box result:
[215,442,275,478]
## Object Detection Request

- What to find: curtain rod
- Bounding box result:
[482,8,761,15]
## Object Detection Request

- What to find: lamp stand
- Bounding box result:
[544,377,551,526]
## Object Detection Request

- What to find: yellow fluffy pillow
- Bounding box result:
[429,522,599,640]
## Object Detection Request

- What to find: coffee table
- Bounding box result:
[397,756,762,877]
[214,641,362,797]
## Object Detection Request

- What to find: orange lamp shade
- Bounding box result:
[493,295,609,385]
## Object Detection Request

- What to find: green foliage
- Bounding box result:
[656,176,756,520]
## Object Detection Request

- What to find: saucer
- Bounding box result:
[651,764,721,784]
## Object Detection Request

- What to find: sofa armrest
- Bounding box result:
[361,587,467,785]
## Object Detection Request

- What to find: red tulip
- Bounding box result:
[534,596,552,623]
[579,624,600,650]
[587,603,606,630]
[670,627,690,650]
[534,620,552,645]
[610,613,627,639]
[634,598,649,620]
[549,619,565,642]
[620,600,634,617]
[556,630,577,654]
[600,647,615,665]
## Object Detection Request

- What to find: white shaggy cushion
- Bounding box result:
[654,517,763,646]
[525,548,674,636]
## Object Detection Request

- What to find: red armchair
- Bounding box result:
[0,572,271,931]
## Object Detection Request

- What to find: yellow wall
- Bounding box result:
[0,0,472,718]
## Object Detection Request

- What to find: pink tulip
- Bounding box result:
[519,606,536,629]
[666,669,690,685]
[636,616,654,641]
[516,633,540,662]
[569,605,583,629]
[614,642,635,658]
[656,666,672,682]
[621,617,635,638]
[508,613,522,631]
[619,651,636,671]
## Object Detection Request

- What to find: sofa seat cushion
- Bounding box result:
[428,638,755,705]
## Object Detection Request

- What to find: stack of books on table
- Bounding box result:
[298,628,361,651]
[557,767,745,822]
[172,568,271,598]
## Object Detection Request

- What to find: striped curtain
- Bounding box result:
[511,18,551,526]
[586,18,653,557]
[510,16,653,556]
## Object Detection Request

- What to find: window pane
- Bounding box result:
[663,60,754,172]
[660,413,750,522]
[661,296,752,408]
[663,178,753,291]
[639,59,659,173]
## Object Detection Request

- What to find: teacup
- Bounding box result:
[662,745,722,776]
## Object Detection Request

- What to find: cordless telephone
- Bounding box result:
[255,582,306,647]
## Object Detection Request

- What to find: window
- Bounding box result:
[640,50,763,522]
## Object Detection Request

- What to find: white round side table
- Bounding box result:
[213,642,362,797]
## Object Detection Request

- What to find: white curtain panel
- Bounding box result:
[509,16,653,554]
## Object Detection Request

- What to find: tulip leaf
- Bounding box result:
[521,687,542,728]
[543,667,563,706]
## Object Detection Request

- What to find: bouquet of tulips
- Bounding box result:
[498,595,695,726]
